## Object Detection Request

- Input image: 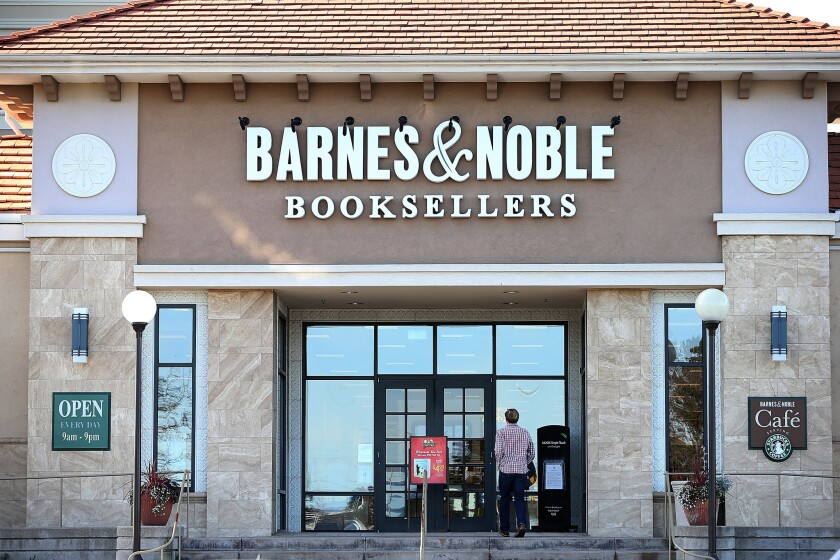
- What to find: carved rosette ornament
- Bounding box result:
[52,134,116,197]
[744,131,808,195]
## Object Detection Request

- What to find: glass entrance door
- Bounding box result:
[374,377,495,532]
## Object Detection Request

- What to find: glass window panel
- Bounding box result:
[304,495,374,530]
[496,379,565,465]
[377,326,433,374]
[385,467,406,491]
[447,492,465,516]
[305,380,374,492]
[406,389,426,412]
[158,307,194,364]
[306,325,374,376]
[448,466,464,488]
[437,325,492,374]
[464,388,484,412]
[385,492,406,518]
[667,307,703,363]
[408,492,422,516]
[464,492,485,518]
[448,441,465,464]
[464,466,484,486]
[386,441,406,465]
[443,415,464,438]
[464,414,483,438]
[668,365,705,473]
[156,366,193,480]
[463,439,485,463]
[406,415,426,437]
[496,324,565,376]
[385,389,405,413]
[444,388,463,412]
[385,415,405,439]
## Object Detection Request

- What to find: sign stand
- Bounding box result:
[409,436,448,533]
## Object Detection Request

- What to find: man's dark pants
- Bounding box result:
[498,471,528,533]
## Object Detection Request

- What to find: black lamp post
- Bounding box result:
[122,290,158,557]
[694,288,729,560]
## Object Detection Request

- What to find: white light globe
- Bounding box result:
[122,290,157,325]
[694,288,729,322]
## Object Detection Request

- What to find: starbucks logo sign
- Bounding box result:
[763,434,792,462]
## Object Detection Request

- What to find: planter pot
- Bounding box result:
[140,494,173,526]
[683,499,719,526]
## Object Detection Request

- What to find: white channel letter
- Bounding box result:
[307,127,334,181]
[560,193,576,217]
[506,125,533,181]
[564,126,587,180]
[591,126,615,180]
[312,196,335,219]
[285,196,305,218]
[476,126,503,180]
[504,194,525,217]
[246,127,272,181]
[535,126,562,180]
[337,126,364,180]
[369,195,396,219]
[394,126,420,181]
[530,195,554,217]
[451,195,472,218]
[367,126,391,181]
[424,194,445,217]
[340,196,364,219]
[276,127,303,181]
[478,194,498,217]
[402,194,418,218]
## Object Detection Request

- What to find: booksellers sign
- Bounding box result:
[52,392,111,451]
[748,397,806,462]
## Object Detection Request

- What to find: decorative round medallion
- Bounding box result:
[51,134,116,198]
[744,131,808,195]
[763,433,792,462]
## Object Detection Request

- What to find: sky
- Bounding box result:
[758,0,840,26]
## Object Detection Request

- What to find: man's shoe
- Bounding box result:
[514,524,526,538]
[498,530,509,537]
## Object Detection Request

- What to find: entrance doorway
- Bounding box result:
[375,377,496,532]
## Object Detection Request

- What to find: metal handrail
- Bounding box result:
[128,470,191,560]
[664,472,715,560]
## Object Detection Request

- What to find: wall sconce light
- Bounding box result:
[503,115,512,132]
[771,305,788,361]
[610,115,621,129]
[555,116,567,129]
[342,116,355,136]
[71,307,89,363]
[398,115,408,132]
[290,116,302,133]
[238,116,250,130]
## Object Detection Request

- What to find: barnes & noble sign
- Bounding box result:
[246,118,617,220]
[748,397,806,463]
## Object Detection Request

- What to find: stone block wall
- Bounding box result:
[206,290,274,537]
[721,235,832,527]
[586,289,653,537]
[27,237,137,527]
[0,439,27,528]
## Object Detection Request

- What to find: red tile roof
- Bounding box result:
[830,133,840,210]
[0,135,31,214]
[0,0,839,56]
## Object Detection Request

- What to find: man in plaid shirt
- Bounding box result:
[494,408,535,537]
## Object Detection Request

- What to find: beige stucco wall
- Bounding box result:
[27,238,137,527]
[586,289,652,537]
[206,290,275,537]
[137,81,722,266]
[0,247,30,528]
[722,235,832,527]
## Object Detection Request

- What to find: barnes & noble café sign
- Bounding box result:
[246,118,616,220]
[748,397,807,463]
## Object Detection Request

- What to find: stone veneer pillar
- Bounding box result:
[586,289,653,537]
[722,235,832,526]
[27,237,138,527]
[206,290,274,537]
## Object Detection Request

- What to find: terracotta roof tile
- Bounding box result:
[0,0,839,55]
[0,135,32,214]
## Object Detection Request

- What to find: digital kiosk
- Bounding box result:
[537,425,571,531]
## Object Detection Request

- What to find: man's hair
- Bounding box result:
[505,408,519,424]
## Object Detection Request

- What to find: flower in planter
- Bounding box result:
[675,453,732,510]
[127,460,181,517]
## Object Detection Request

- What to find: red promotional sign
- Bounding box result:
[409,436,448,485]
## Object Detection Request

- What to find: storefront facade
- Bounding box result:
[0,0,839,539]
